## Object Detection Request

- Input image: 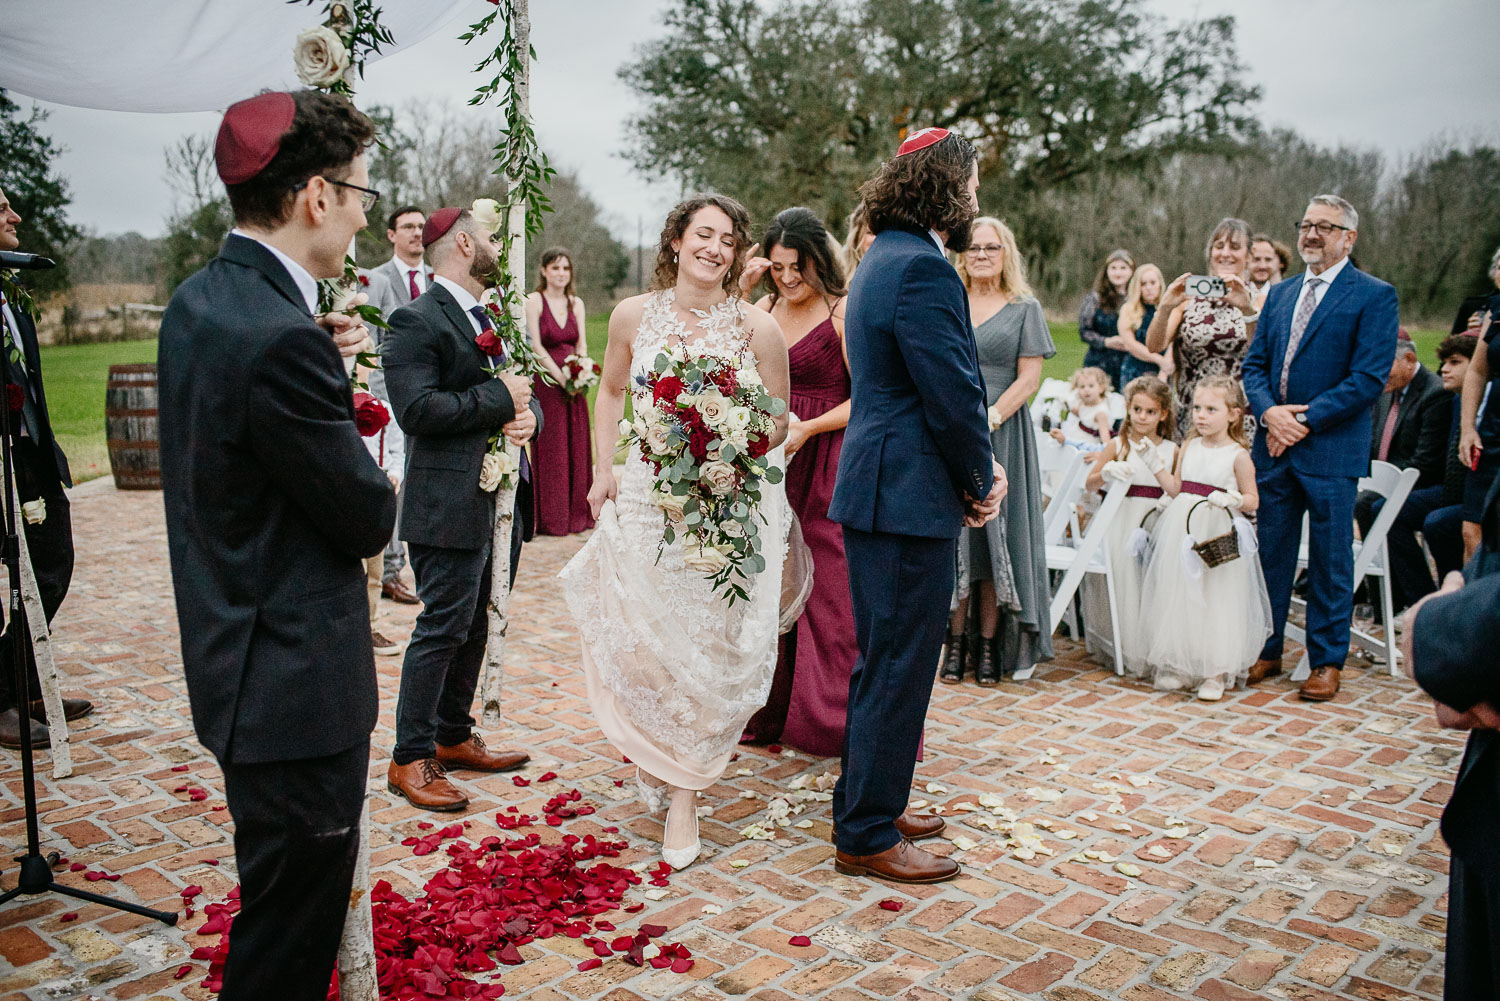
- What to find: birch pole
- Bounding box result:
[480,0,531,728]
[8,480,70,779]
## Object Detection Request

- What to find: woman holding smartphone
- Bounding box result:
[1145,217,1259,434]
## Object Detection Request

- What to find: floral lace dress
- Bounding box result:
[559,290,791,789]
[1172,297,1249,432]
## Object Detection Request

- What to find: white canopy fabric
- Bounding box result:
[0,0,472,112]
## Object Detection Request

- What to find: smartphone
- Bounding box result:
[1184,275,1227,299]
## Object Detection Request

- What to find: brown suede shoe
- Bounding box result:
[28,698,94,724]
[895,810,945,841]
[835,838,959,883]
[387,758,468,812]
[1246,658,1283,685]
[0,707,49,749]
[382,579,420,605]
[435,733,529,773]
[1299,666,1341,702]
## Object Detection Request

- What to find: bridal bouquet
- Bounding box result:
[560,353,601,396]
[621,346,785,602]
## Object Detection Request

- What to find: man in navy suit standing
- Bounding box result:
[829,128,1005,883]
[1243,194,1398,700]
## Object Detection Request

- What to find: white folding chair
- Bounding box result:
[1045,478,1130,677]
[1285,460,1420,678]
[1035,430,1090,546]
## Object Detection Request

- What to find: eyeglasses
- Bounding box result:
[292,176,380,213]
[1293,220,1350,237]
[965,244,1004,257]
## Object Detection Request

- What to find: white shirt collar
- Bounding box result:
[391,255,427,285]
[431,275,483,332]
[1304,253,1350,290]
[231,229,318,314]
[927,228,946,252]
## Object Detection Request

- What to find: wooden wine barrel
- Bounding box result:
[105,364,161,490]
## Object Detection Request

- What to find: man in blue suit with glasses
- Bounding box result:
[1242,194,1398,701]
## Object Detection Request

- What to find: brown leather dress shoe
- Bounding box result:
[435,733,529,773]
[1299,666,1341,702]
[895,810,945,841]
[836,838,959,883]
[1246,658,1283,685]
[28,698,94,724]
[387,758,468,811]
[382,579,420,605]
[0,707,49,749]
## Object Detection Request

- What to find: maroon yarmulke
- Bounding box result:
[422,207,462,247]
[897,127,949,157]
[215,92,297,185]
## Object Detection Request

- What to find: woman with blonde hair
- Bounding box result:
[1116,263,1171,387]
[841,202,875,274]
[942,216,1056,685]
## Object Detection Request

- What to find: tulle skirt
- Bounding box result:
[1136,498,1272,688]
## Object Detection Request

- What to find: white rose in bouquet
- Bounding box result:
[293,26,351,88]
[329,286,368,314]
[737,366,762,388]
[617,419,632,436]
[479,449,517,492]
[21,498,46,525]
[700,460,739,496]
[696,390,729,425]
[644,421,672,453]
[682,538,731,572]
[653,487,688,522]
[470,198,504,235]
[724,407,754,433]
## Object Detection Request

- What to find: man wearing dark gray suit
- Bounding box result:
[383,206,540,812]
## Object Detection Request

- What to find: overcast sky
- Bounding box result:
[22,0,1500,245]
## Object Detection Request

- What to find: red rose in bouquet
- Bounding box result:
[475,331,506,357]
[652,375,685,405]
[352,391,391,437]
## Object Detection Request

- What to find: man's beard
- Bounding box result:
[944,215,975,253]
[470,246,501,289]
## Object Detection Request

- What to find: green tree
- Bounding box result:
[621,0,1260,234]
[158,133,232,294]
[0,90,81,298]
[527,168,630,308]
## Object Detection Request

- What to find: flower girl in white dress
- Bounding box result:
[1137,376,1271,701]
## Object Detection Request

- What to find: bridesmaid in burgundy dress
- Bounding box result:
[739,208,857,757]
[525,247,595,535]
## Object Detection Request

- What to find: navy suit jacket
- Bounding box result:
[1413,478,1500,862]
[159,234,397,764]
[1242,263,1398,479]
[829,226,993,539]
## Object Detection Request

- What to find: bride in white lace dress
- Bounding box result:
[560,195,790,868]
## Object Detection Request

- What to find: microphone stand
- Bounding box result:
[0,298,175,924]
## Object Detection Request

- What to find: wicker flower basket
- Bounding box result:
[1187,500,1240,568]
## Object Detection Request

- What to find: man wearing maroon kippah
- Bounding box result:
[158,89,396,1001]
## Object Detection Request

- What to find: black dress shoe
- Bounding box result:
[939,633,967,684]
[29,698,94,724]
[974,636,1001,687]
[0,707,50,749]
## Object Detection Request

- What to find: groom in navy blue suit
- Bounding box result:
[829,128,1004,884]
[1243,194,1398,701]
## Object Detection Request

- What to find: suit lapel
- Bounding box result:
[220,234,314,316]
[1290,265,1356,366]
[426,283,493,364]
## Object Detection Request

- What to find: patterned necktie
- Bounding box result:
[469,304,495,334]
[408,269,420,300]
[1377,394,1400,462]
[1279,276,1323,400]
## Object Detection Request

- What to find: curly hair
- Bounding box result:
[534,246,577,300]
[1116,375,1175,461]
[1250,233,1291,276]
[225,89,376,229]
[651,194,752,294]
[858,133,979,245]
[756,207,848,306]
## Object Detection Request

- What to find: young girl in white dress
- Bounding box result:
[1082,376,1177,673]
[1049,366,1113,451]
[1137,376,1271,701]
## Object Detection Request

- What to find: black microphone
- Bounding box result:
[0,252,56,270]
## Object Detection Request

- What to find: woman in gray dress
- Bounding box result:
[942,217,1057,685]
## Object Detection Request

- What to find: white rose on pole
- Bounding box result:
[292,25,352,88]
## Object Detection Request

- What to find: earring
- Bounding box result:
[673,253,679,264]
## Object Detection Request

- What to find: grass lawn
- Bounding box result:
[45,320,1452,484]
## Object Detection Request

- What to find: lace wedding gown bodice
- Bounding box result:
[560,290,789,787]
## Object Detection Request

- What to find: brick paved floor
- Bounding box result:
[0,482,1462,1000]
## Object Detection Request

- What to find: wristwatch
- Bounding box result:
[1294,412,1308,426]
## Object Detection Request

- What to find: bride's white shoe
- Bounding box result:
[635,768,668,813]
[661,794,701,870]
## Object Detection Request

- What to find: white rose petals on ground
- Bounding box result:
[1115,862,1142,877]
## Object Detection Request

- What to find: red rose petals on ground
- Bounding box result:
[69,863,85,872]
[538,771,558,782]
[789,935,812,947]
[878,899,903,911]
[171,764,190,772]
[766,744,783,754]
[577,958,602,971]
[512,774,531,787]
[174,965,193,980]
[60,912,78,922]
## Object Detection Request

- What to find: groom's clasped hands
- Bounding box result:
[963,459,1008,528]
